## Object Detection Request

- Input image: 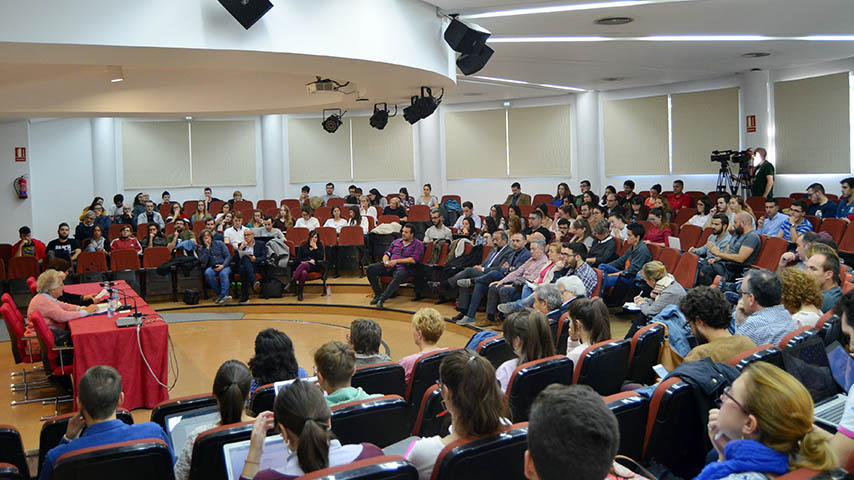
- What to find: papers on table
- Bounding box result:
[622,302,641,311]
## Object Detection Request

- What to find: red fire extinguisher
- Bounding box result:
[14,175,27,199]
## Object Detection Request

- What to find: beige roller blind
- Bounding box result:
[191,120,257,186]
[774,72,850,174]
[508,105,571,177]
[445,109,508,179]
[288,117,352,183]
[603,96,669,176]
[671,88,739,174]
[352,116,414,181]
[122,121,191,188]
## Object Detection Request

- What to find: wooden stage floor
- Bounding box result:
[1,274,631,454]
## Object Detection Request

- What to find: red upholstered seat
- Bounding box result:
[672,251,698,288]
[7,256,39,280]
[76,251,108,274]
[678,225,701,252]
[658,247,680,272]
[27,310,73,376]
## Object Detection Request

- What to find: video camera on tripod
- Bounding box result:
[712,149,754,197]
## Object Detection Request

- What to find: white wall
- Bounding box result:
[0,121,32,244]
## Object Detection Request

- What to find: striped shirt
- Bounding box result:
[735,304,796,346]
[779,218,813,242]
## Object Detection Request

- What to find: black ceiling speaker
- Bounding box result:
[217,0,273,30]
[444,18,490,55]
[457,45,494,75]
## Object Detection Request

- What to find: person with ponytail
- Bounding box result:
[495,310,555,393]
[565,298,612,364]
[174,360,254,480]
[697,361,836,480]
[239,380,383,479]
[405,349,510,480]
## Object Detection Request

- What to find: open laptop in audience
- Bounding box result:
[164,405,220,452]
[273,376,318,396]
[814,342,854,428]
[667,236,681,251]
[223,434,287,480]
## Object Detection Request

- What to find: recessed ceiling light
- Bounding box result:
[601,77,625,82]
[741,52,771,58]
[459,0,696,19]
[465,75,585,92]
[595,16,634,25]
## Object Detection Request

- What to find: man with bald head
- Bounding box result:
[699,211,762,284]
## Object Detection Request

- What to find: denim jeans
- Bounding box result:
[204,266,232,297]
[464,270,504,318]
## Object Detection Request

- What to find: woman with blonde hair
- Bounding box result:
[780,267,824,327]
[635,261,686,318]
[495,310,555,392]
[698,361,836,480]
[398,308,446,381]
[507,215,523,236]
[273,205,294,231]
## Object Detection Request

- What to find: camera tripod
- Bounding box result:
[715,161,752,198]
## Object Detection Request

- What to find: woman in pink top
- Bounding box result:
[27,269,97,331]
[399,308,446,382]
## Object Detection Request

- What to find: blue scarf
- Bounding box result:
[695,440,789,480]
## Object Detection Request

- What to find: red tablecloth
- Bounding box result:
[67,281,169,410]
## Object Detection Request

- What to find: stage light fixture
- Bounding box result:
[370,103,397,130]
[402,87,444,125]
[444,18,494,76]
[321,109,345,133]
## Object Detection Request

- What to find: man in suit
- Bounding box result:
[452,233,531,323]
[445,230,512,304]
[504,182,532,206]
[236,229,267,303]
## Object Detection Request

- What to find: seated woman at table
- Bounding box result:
[239,380,383,480]
[174,360,254,480]
[27,269,99,364]
[247,329,308,405]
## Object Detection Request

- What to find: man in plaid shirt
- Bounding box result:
[367,224,424,310]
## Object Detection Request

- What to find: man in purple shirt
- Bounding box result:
[367,224,424,310]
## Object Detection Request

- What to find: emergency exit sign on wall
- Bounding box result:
[14,147,26,162]
[746,115,757,133]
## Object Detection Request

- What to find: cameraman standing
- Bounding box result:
[751,147,774,198]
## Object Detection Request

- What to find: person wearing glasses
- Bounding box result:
[698,362,835,480]
[734,269,796,347]
[679,287,755,363]
[776,200,813,243]
[523,209,552,243]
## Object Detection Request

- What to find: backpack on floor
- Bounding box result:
[261,278,284,299]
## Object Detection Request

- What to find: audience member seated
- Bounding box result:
[217,212,235,235]
[318,182,337,206]
[727,197,757,231]
[37,369,170,480]
[246,209,265,229]
[109,194,124,219]
[807,182,838,219]
[383,197,408,221]
[347,206,369,235]
[315,341,381,407]
[294,205,320,232]
[79,196,105,222]
[838,177,854,219]
[777,200,813,243]
[490,204,507,231]
[698,213,760,285]
[110,224,142,255]
[508,204,526,230]
[570,218,594,249]
[555,244,597,298]
[755,197,786,236]
[131,192,148,218]
[697,362,835,480]
[551,182,573,208]
[608,213,628,241]
[497,243,564,315]
[289,230,324,301]
[601,186,617,207]
[805,244,843,312]
[47,223,82,270]
[399,308,445,382]
[225,212,250,248]
[424,209,453,244]
[553,218,571,244]
[140,223,168,251]
[780,267,823,328]
[652,193,675,223]
[85,225,108,253]
[628,196,649,222]
[323,206,348,233]
[495,310,556,392]
[690,214,731,271]
[13,226,46,265]
[734,269,796,346]
[666,179,693,210]
[686,196,714,228]
[189,200,212,225]
[451,201,481,230]
[157,191,172,212]
[533,284,566,322]
[28,270,98,365]
[228,190,247,209]
[198,229,232,304]
[255,217,285,242]
[136,200,165,230]
[248,329,307,400]
[537,204,554,231]
[203,186,222,208]
[344,184,359,205]
[215,203,233,226]
[236,229,266,304]
[643,208,672,246]
[398,187,414,209]
[418,183,439,209]
[116,204,137,230]
[91,203,112,231]
[680,286,755,363]
[239,380,383,480]
[628,261,686,334]
[525,384,625,480]
[555,275,588,313]
[588,220,618,265]
[604,193,625,218]
[349,318,391,367]
[589,205,607,229]
[366,224,424,310]
[368,188,388,209]
[75,210,97,243]
[505,182,532,206]
[359,195,378,221]
[575,180,592,207]
[830,292,854,466]
[299,185,311,206]
[273,205,294,231]
[463,238,547,328]
[166,218,196,251]
[565,298,612,364]
[166,203,183,224]
[406,349,510,480]
[599,223,651,306]
[174,360,254,480]
[206,218,224,242]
